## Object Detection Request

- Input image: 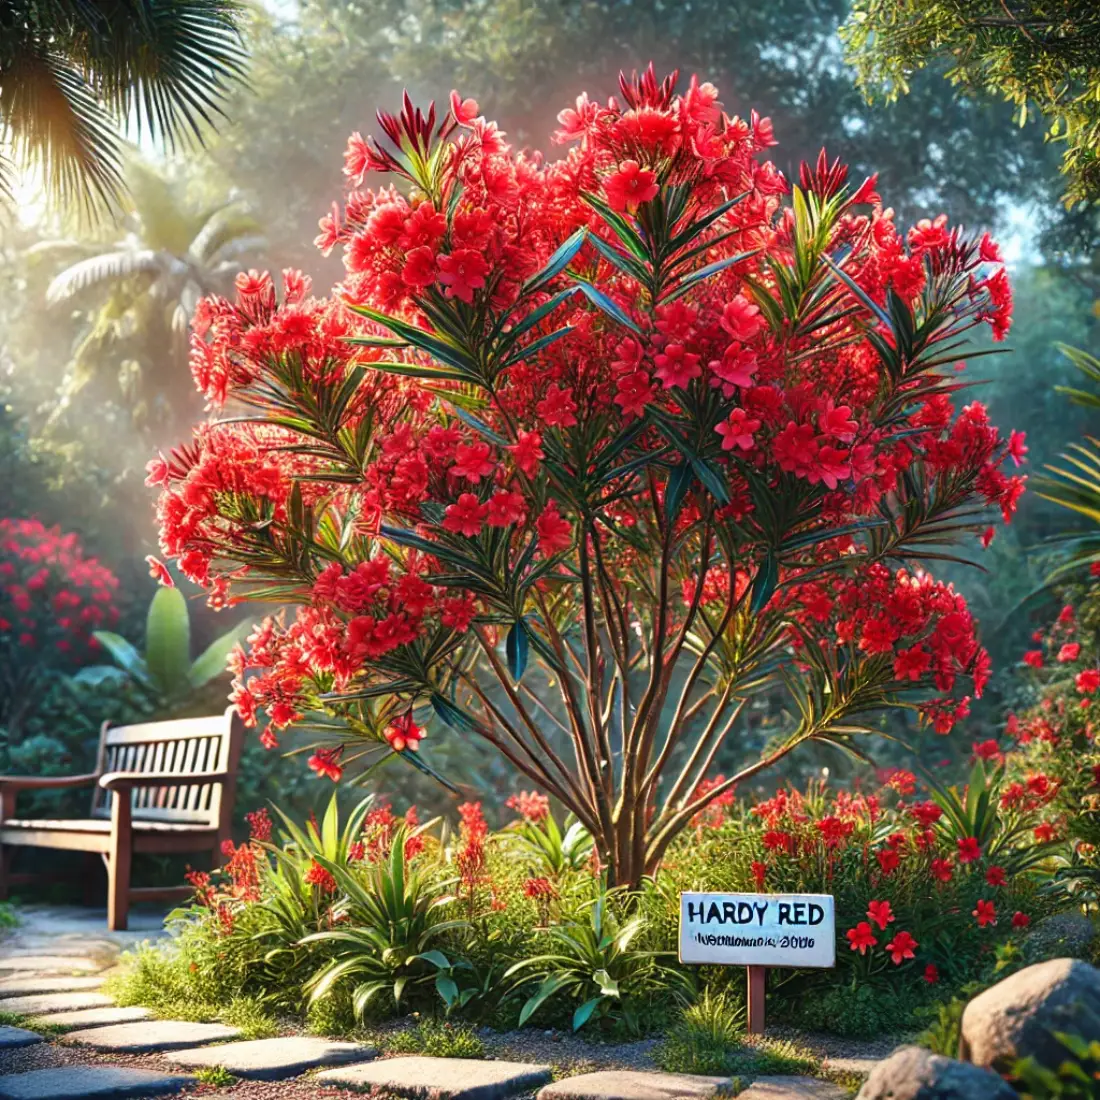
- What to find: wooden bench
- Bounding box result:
[0,708,244,930]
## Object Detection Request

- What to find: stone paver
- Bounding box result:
[64,1019,240,1053]
[538,1071,733,1100]
[0,957,100,973]
[736,1079,846,1100]
[0,992,113,1016]
[0,977,105,997]
[166,1035,376,1080]
[317,1056,553,1100]
[0,1025,42,1050]
[28,1006,151,1029]
[0,1067,193,1100]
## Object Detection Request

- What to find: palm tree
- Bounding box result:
[40,161,264,436]
[0,1,247,215]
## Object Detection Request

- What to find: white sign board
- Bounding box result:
[679,892,836,969]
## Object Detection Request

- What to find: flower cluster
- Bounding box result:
[0,518,119,678]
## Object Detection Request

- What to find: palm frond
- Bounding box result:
[46,249,163,303]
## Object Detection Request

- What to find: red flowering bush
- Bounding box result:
[659,767,1055,1015]
[151,67,1021,887]
[0,518,120,731]
[1004,592,1100,903]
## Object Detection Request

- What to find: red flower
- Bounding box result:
[876,848,900,875]
[763,830,794,855]
[437,249,489,303]
[816,815,854,849]
[604,160,658,212]
[307,747,343,782]
[973,899,997,927]
[751,860,767,889]
[303,861,337,892]
[985,864,1007,887]
[443,493,490,537]
[523,876,556,899]
[930,858,953,882]
[846,921,878,955]
[506,790,550,822]
[867,899,894,930]
[384,712,424,753]
[145,556,174,587]
[885,930,917,965]
[1077,669,1100,695]
[956,836,981,864]
[1058,642,1081,663]
[1034,822,1056,843]
[536,503,573,554]
[923,963,940,984]
[716,408,760,452]
[1011,911,1030,929]
[1023,650,1044,669]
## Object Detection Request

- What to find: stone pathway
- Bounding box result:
[0,908,861,1099]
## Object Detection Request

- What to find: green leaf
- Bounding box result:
[518,973,573,1027]
[572,997,602,1030]
[665,462,693,524]
[91,632,151,687]
[574,280,642,335]
[188,618,254,688]
[525,228,588,292]
[751,551,779,613]
[435,974,459,1007]
[144,587,191,699]
[506,620,529,681]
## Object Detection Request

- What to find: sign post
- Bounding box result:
[679,891,836,1035]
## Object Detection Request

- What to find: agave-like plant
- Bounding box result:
[504,888,692,1032]
[300,823,468,1018]
[506,810,594,876]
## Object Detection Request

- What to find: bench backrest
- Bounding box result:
[90,708,245,830]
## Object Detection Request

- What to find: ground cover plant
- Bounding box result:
[150,66,1021,894]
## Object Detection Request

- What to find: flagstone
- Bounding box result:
[0,1026,42,1050]
[28,1006,151,1029]
[0,977,105,998]
[166,1035,375,1080]
[0,992,113,1015]
[317,1055,553,1100]
[538,1071,734,1100]
[0,1067,193,1100]
[63,1019,239,1053]
[0,957,101,973]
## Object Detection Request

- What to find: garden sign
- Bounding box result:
[679,892,836,1034]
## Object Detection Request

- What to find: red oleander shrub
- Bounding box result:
[150,65,1021,887]
[0,517,120,732]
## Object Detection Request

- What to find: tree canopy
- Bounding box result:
[841,1,1100,207]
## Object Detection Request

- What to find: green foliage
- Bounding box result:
[1011,1033,1100,1098]
[841,1,1100,206]
[386,1017,485,1058]
[657,997,819,1079]
[0,1,248,215]
[301,824,467,1020]
[505,812,594,876]
[91,585,253,704]
[505,889,692,1033]
[654,988,745,1074]
[0,902,16,929]
[192,1067,239,1088]
[917,992,970,1057]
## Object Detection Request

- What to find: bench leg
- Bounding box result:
[107,792,132,932]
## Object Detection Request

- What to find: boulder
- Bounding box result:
[960,957,1100,1071]
[1023,912,1097,963]
[856,1046,1015,1100]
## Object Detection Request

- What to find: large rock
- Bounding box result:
[856,1046,1015,1100]
[960,957,1100,1071]
[1023,912,1098,963]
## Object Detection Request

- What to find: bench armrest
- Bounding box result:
[98,771,233,792]
[0,774,100,792]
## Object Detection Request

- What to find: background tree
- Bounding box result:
[0,0,248,213]
[841,0,1100,207]
[41,161,264,439]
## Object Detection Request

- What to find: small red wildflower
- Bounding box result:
[985,865,1007,887]
[1011,911,1030,929]
[605,160,659,212]
[924,963,940,984]
[973,899,997,927]
[867,899,894,930]
[930,858,953,882]
[304,861,337,893]
[846,921,878,955]
[885,930,918,965]
[956,836,981,864]
[876,848,900,874]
